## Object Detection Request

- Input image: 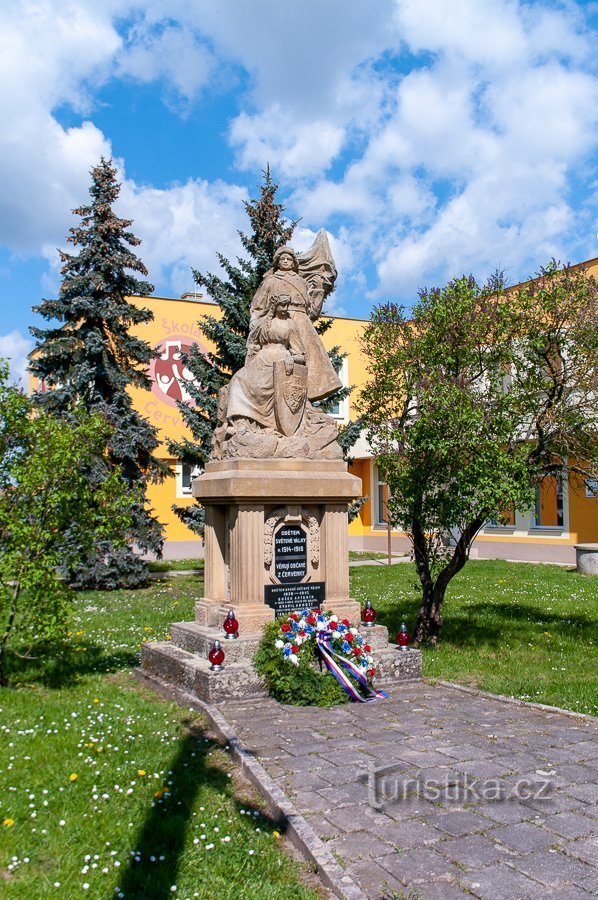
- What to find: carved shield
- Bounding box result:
[273,360,307,436]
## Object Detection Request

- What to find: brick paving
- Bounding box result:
[219,683,598,899]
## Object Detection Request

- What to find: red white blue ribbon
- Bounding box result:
[316,631,388,703]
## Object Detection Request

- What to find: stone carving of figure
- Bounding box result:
[227,295,306,430]
[249,245,342,401]
[211,231,344,461]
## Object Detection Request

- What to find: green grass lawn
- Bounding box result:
[350,559,598,716]
[147,558,204,573]
[348,550,408,561]
[0,576,318,899]
[2,560,596,897]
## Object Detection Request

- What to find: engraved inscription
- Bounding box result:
[274,524,307,584]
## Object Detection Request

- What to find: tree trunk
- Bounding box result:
[412,516,485,645]
[412,518,436,644]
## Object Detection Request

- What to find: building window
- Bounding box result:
[534,474,564,528]
[585,477,598,499]
[327,358,349,421]
[176,461,202,498]
[374,465,388,525]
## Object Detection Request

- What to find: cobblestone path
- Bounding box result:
[220,683,598,899]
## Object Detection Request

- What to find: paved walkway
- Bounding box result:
[219,684,598,899]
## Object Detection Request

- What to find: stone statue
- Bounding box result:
[211,230,344,461]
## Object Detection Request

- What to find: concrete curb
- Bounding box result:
[148,569,203,580]
[348,556,410,567]
[133,668,366,900]
[437,680,597,721]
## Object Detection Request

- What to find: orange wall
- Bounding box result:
[569,471,598,544]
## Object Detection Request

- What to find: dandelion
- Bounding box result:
[273,831,281,839]
[69,773,78,782]
[137,770,146,776]
[3,818,15,827]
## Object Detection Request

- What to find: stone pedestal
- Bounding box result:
[192,458,362,632]
[138,457,422,703]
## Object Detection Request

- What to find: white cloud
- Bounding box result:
[119,175,249,296]
[0,0,596,319]
[116,21,216,105]
[292,0,597,300]
[0,330,33,386]
[230,108,345,178]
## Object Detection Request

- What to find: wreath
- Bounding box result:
[254,609,387,707]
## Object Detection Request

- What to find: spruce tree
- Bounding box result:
[30,158,169,588]
[169,168,358,533]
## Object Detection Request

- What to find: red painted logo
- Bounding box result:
[149,337,206,408]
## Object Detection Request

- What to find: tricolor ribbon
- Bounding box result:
[316,630,388,703]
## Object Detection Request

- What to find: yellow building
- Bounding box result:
[130,258,597,565]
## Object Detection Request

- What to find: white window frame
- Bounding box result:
[372,463,388,526]
[327,357,349,423]
[585,477,598,499]
[531,470,566,531]
[175,461,202,498]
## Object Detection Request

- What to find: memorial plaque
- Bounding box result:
[265,582,325,617]
[274,524,307,584]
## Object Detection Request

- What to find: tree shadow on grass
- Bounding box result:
[377,601,597,650]
[117,725,287,899]
[6,641,138,688]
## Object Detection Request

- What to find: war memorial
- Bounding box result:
[140,232,421,701]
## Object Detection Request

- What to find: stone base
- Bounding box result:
[327,599,361,621]
[140,637,266,702]
[139,615,421,705]
[374,647,423,684]
[217,602,273,634]
[195,599,220,628]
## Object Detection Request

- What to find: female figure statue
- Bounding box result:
[249,246,342,401]
[211,233,343,460]
[227,295,305,430]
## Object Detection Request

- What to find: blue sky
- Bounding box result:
[0,0,596,383]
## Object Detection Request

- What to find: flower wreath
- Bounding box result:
[274,609,387,703]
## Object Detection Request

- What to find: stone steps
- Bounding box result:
[138,617,422,704]
[374,647,422,683]
[140,641,266,702]
[169,621,261,663]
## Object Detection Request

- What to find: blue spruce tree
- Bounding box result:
[30,158,169,588]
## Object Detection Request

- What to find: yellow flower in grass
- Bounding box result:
[3,818,15,827]
[138,770,146,777]
[273,831,281,840]
[69,774,78,782]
